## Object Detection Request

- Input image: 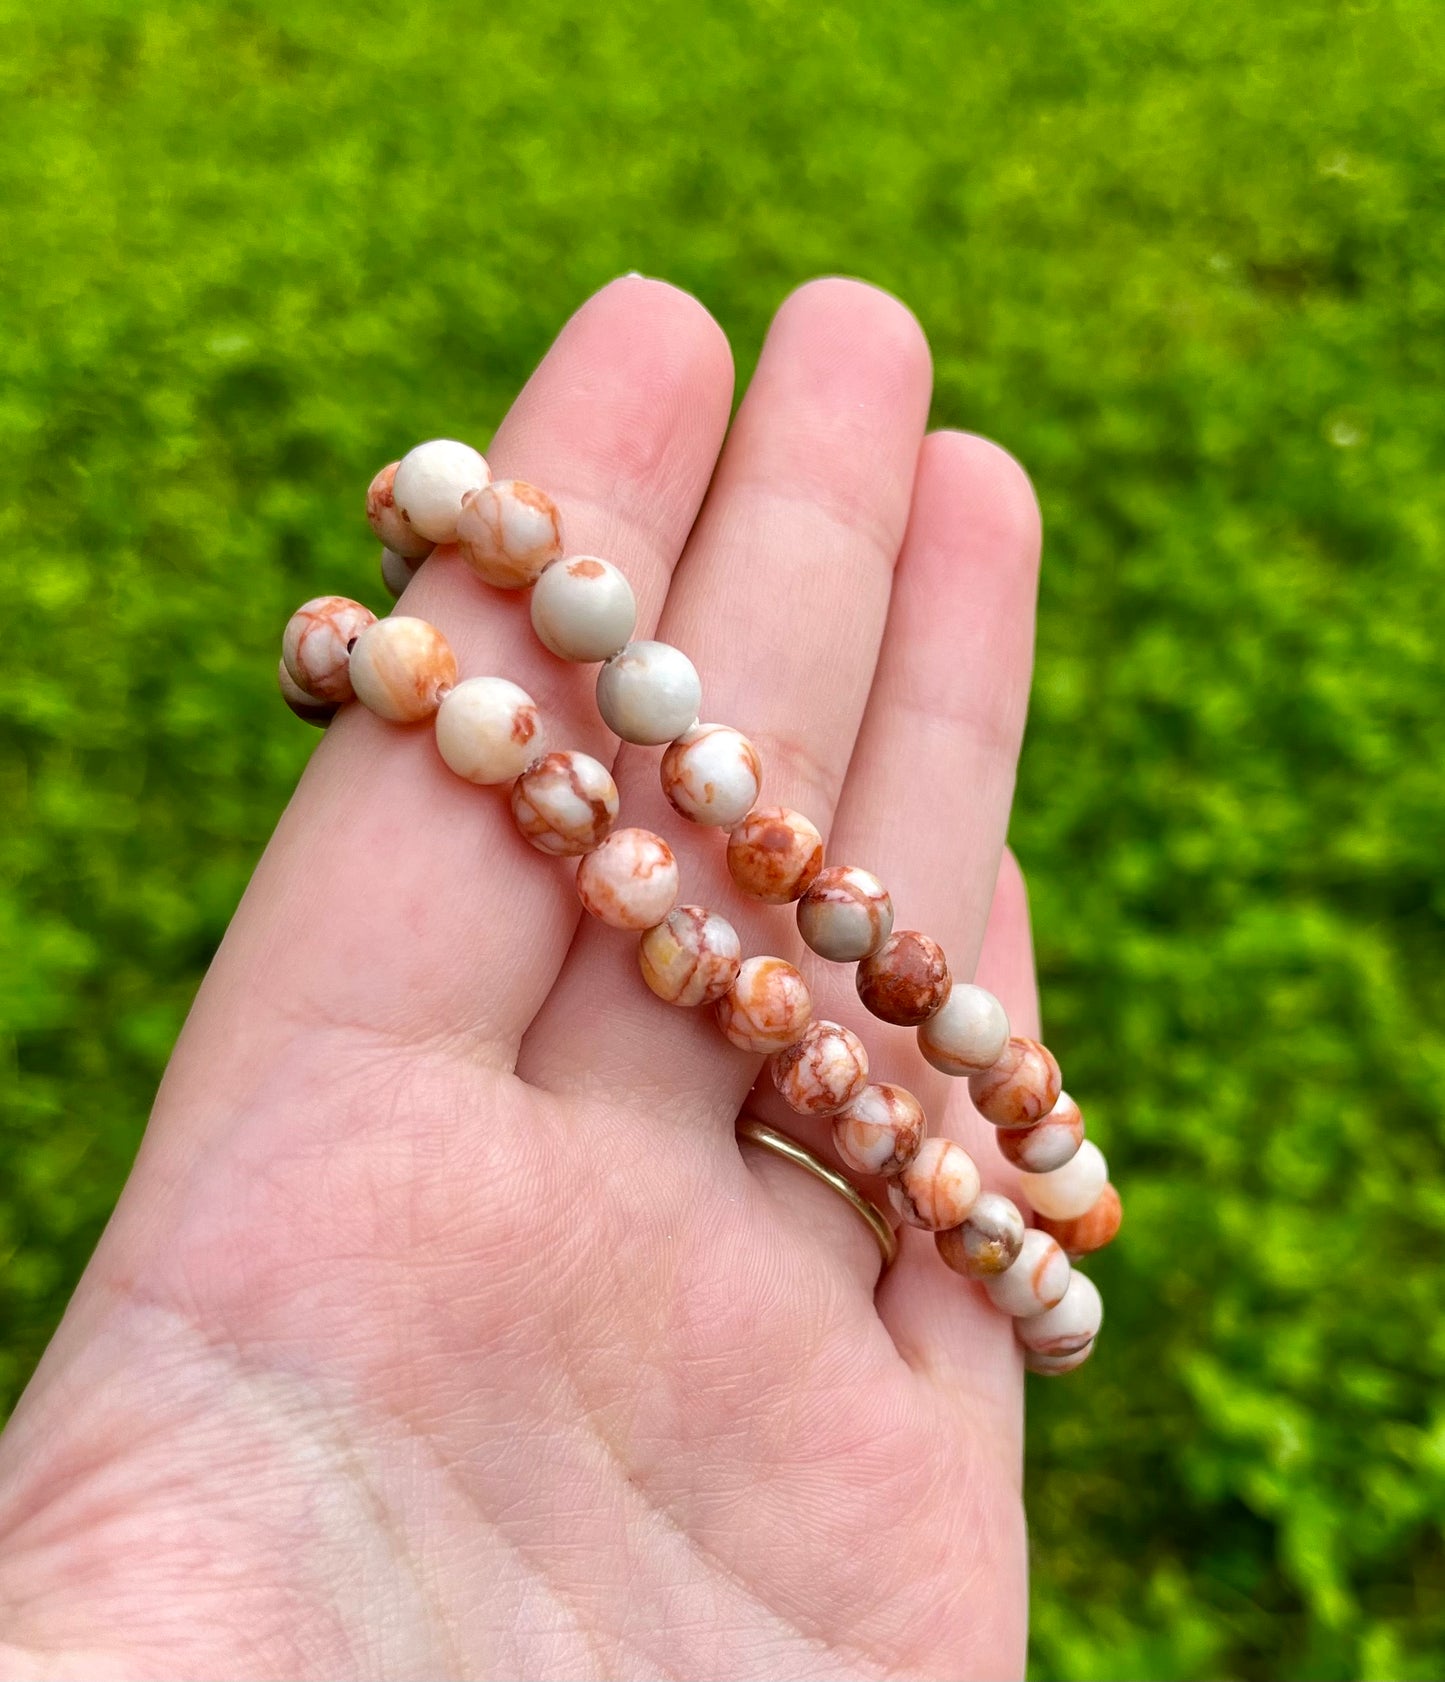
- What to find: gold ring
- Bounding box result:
[736,1117,899,1271]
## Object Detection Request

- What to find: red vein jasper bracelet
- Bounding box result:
[279,438,1122,1376]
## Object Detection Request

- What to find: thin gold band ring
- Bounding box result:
[736,1117,900,1272]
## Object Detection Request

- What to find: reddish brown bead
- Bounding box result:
[1034,1183,1123,1258]
[855,931,951,1027]
[726,807,824,904]
[969,1036,1062,1129]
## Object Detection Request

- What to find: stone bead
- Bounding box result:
[392,439,491,544]
[281,595,378,704]
[968,1036,1062,1129]
[715,956,812,1054]
[575,827,679,930]
[886,1137,981,1231]
[434,677,543,785]
[380,546,422,600]
[1019,1139,1108,1222]
[531,556,638,662]
[917,983,1011,1076]
[856,931,951,1028]
[596,641,701,745]
[934,1191,1027,1279]
[660,723,762,828]
[348,616,458,723]
[277,660,335,726]
[638,906,742,1007]
[995,1091,1085,1173]
[1015,1271,1103,1357]
[366,462,435,561]
[456,479,563,589]
[982,1228,1072,1318]
[796,865,893,962]
[832,1083,926,1178]
[510,750,619,856]
[726,807,825,904]
[1035,1183,1123,1258]
[770,1021,869,1118]
[1024,1340,1096,1376]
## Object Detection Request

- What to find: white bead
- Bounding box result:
[1019,1139,1108,1221]
[660,723,762,827]
[575,828,679,929]
[434,677,543,784]
[391,439,491,544]
[916,984,1010,1076]
[510,751,619,856]
[348,616,457,722]
[456,479,563,589]
[796,865,893,962]
[983,1229,1071,1318]
[380,546,419,600]
[1015,1272,1103,1357]
[596,641,701,745]
[885,1137,981,1231]
[366,462,434,561]
[531,556,637,662]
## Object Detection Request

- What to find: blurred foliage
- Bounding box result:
[1,0,1443,1675]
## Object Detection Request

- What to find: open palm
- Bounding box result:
[0,277,1046,1680]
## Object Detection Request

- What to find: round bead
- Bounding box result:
[917,983,1010,1076]
[434,677,543,785]
[726,807,824,904]
[661,723,762,828]
[575,828,679,930]
[969,1037,1062,1129]
[715,957,812,1054]
[392,439,491,544]
[1035,1183,1123,1258]
[934,1192,1027,1279]
[277,659,335,726]
[832,1083,926,1177]
[380,546,422,600]
[995,1091,1085,1173]
[366,462,435,561]
[1019,1139,1108,1222]
[1025,1340,1096,1376]
[531,556,638,662]
[796,865,893,962]
[1015,1271,1103,1357]
[510,751,619,856]
[983,1228,1071,1318]
[281,595,377,704]
[348,617,457,723]
[856,931,951,1028]
[456,479,563,588]
[595,641,701,744]
[770,1021,869,1117]
[886,1137,981,1231]
[639,906,742,1007]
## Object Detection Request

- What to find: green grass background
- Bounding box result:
[2,0,1443,1675]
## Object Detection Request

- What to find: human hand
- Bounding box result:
[0,276,1045,1680]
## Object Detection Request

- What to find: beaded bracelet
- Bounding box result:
[279,439,1123,1376]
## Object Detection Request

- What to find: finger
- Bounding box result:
[519,278,933,1113]
[166,279,733,1116]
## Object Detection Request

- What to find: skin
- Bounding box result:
[0,277,1046,1680]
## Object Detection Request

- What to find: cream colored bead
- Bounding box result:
[917,983,1010,1076]
[1025,1340,1096,1376]
[995,1091,1085,1173]
[392,439,490,544]
[796,865,893,962]
[596,641,701,744]
[510,751,619,856]
[856,931,951,1027]
[530,556,637,662]
[639,906,742,1007]
[434,677,543,785]
[277,660,335,726]
[726,807,825,904]
[1035,1184,1123,1258]
[934,1191,1027,1279]
[886,1137,981,1231]
[1015,1271,1103,1357]
[660,723,762,828]
[715,956,812,1054]
[832,1083,925,1177]
[982,1228,1071,1317]
[380,546,421,600]
[770,1021,869,1117]
[366,462,435,561]
[456,479,563,588]
[1019,1139,1108,1222]
[575,828,679,930]
[348,617,458,722]
[968,1036,1062,1129]
[281,595,377,704]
